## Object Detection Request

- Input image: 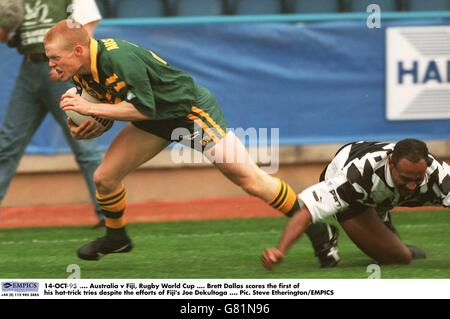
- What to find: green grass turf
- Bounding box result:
[0,210,448,278]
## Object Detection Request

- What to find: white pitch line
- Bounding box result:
[398,224,450,229]
[0,230,280,246]
[0,223,448,246]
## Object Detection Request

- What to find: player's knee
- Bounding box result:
[393,245,413,264]
[93,169,118,194]
[377,248,412,265]
[397,248,413,264]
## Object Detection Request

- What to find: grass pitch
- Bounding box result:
[0,210,448,278]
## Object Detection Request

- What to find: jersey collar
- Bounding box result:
[90,38,100,84]
[385,157,395,188]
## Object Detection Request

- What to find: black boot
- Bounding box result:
[307,223,340,268]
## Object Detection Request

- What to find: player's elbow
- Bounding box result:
[120,101,152,121]
[134,111,152,121]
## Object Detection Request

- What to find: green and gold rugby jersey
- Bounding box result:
[73,38,197,120]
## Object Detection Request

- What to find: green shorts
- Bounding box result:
[132,85,228,151]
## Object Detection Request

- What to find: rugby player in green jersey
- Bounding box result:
[44,20,339,265]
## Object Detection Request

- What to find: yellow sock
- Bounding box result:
[267,179,300,217]
[96,184,127,229]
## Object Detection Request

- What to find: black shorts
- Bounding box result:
[132,85,227,152]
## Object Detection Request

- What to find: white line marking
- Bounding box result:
[0,223,448,246]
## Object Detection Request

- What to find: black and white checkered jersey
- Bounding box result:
[299,141,450,222]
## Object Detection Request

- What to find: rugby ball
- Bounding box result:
[63,88,114,131]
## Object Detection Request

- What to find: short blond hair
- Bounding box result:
[44,19,90,50]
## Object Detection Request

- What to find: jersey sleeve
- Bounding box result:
[428,156,450,207]
[104,53,156,118]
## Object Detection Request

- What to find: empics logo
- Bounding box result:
[1,281,39,292]
[386,26,450,120]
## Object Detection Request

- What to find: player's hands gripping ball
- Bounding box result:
[61,88,114,139]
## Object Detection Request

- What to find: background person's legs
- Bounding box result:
[0,61,47,203]
[43,64,104,224]
[340,208,412,264]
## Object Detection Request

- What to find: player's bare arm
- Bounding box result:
[261,206,313,270]
[61,93,149,121]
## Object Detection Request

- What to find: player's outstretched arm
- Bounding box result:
[61,94,149,121]
[88,100,151,121]
[261,206,313,270]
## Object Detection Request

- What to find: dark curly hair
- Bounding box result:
[391,139,429,164]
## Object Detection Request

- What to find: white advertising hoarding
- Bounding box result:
[386,26,450,120]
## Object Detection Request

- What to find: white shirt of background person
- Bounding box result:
[70,0,102,36]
